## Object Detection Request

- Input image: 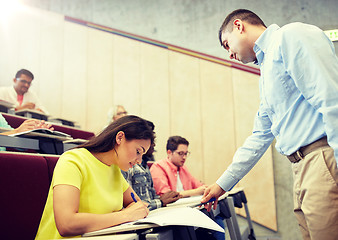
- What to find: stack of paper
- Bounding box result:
[83,206,224,237]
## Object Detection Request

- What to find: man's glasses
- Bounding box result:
[17,78,32,86]
[174,151,191,157]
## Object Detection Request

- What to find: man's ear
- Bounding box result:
[233,19,244,33]
[116,131,125,145]
[13,78,17,84]
[167,150,173,156]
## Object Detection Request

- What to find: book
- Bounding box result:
[82,206,224,237]
[166,195,204,208]
[166,188,244,208]
[9,128,73,141]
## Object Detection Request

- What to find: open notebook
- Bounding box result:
[82,206,224,237]
[9,128,72,141]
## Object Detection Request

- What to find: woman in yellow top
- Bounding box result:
[35,115,155,239]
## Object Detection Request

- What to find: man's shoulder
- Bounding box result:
[152,158,168,167]
[150,158,169,172]
[0,86,12,92]
[278,22,321,38]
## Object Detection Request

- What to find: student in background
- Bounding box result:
[150,135,206,197]
[201,9,338,240]
[107,105,128,124]
[0,113,53,151]
[122,139,181,210]
[150,135,225,240]
[0,69,48,113]
[35,115,155,239]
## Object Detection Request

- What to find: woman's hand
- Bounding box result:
[122,201,149,222]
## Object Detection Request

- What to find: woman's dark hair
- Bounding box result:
[78,115,155,153]
[166,136,189,152]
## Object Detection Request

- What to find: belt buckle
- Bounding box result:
[292,150,303,163]
[296,150,303,160]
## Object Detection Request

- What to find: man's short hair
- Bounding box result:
[166,136,189,152]
[218,9,266,46]
[15,69,34,80]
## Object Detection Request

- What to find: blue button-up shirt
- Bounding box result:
[217,23,338,191]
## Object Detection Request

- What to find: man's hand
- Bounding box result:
[16,102,36,110]
[160,190,181,206]
[201,183,226,212]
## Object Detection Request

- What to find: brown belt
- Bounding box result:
[287,137,329,163]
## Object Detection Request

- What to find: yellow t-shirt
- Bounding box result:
[35,148,129,239]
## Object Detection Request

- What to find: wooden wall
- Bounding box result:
[0,6,276,230]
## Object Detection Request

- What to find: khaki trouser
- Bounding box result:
[292,145,338,240]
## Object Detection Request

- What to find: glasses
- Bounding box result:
[174,151,191,157]
[17,78,32,86]
[116,111,128,116]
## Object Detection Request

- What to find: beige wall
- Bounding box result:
[0,6,276,230]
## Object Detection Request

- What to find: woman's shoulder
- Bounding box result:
[58,148,92,164]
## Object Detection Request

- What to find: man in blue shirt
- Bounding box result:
[201,9,338,240]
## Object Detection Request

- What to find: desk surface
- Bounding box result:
[1,113,95,140]
[64,233,139,240]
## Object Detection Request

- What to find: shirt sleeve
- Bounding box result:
[53,153,83,189]
[217,105,274,191]
[148,199,162,211]
[280,25,338,166]
[0,114,13,130]
[150,163,172,195]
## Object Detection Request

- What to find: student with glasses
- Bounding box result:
[150,135,226,240]
[150,135,207,198]
[107,105,128,125]
[0,69,48,113]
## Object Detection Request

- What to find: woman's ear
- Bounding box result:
[116,131,125,145]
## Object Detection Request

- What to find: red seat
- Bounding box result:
[0,152,50,240]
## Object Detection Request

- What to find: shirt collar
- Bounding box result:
[253,24,280,66]
[166,157,179,171]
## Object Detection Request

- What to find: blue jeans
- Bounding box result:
[212,215,226,240]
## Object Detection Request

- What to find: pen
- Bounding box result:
[202,197,216,204]
[131,192,137,203]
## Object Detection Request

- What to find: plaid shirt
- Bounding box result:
[122,162,162,211]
